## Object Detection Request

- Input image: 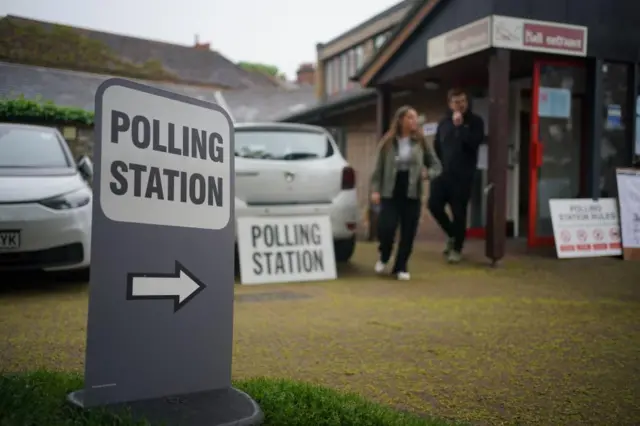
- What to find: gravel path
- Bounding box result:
[1,242,639,425]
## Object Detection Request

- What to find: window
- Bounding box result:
[355,45,365,70]
[599,63,631,197]
[347,49,356,89]
[374,32,387,50]
[333,58,339,94]
[324,60,333,96]
[325,127,347,155]
[0,125,70,168]
[348,49,356,76]
[340,53,348,91]
[325,58,341,95]
[234,128,334,161]
[634,65,640,163]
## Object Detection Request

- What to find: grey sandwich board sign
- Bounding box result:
[68,78,263,426]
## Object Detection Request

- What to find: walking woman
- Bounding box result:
[370,106,442,280]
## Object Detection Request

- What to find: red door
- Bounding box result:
[529,59,586,247]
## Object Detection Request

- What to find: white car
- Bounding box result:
[234,122,358,263]
[0,123,93,273]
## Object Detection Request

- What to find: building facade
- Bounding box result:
[282,0,640,259]
[315,1,413,99]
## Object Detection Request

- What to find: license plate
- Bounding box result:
[0,230,20,249]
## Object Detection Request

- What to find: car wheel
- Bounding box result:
[55,267,90,283]
[334,236,356,263]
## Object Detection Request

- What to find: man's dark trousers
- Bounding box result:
[427,174,472,253]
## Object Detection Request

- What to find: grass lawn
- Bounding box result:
[1,241,640,425]
[0,371,451,426]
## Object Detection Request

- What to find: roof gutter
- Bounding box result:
[277,89,376,123]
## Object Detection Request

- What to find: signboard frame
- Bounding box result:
[67,78,263,426]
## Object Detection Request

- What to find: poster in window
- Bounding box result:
[538,87,571,118]
[635,96,640,155]
[422,122,438,136]
[605,104,623,130]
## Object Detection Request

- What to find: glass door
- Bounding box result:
[528,60,586,247]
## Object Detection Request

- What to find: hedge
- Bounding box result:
[0,96,94,126]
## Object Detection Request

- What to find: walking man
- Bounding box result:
[428,88,484,263]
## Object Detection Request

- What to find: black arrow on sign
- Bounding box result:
[126,261,206,312]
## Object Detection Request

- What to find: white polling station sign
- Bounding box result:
[549,198,622,259]
[237,215,337,285]
[100,85,231,230]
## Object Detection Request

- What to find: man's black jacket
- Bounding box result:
[433,109,485,183]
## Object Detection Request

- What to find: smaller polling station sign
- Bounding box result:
[237,215,337,285]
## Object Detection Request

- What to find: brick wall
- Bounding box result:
[296,63,316,85]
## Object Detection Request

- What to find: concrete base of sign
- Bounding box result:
[67,387,264,426]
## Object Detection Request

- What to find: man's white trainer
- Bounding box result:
[397,272,410,281]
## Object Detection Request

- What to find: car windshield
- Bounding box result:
[0,126,70,168]
[234,128,333,160]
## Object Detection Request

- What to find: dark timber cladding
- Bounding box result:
[493,0,640,62]
[362,0,494,86]
[362,0,640,87]
[584,58,604,198]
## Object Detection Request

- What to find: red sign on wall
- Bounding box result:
[523,24,585,53]
[493,16,588,56]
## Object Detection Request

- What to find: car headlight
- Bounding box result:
[39,188,92,210]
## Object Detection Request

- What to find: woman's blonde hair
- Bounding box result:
[378,105,424,150]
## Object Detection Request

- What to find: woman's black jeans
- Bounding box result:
[377,196,421,273]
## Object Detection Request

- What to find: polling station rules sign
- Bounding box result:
[100,85,230,230]
[237,216,337,285]
[549,198,622,259]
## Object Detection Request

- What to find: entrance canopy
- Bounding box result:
[354,0,640,89]
[351,0,640,262]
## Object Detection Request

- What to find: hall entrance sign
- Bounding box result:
[68,78,263,426]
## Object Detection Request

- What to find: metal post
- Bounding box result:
[586,58,604,199]
[627,61,638,165]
